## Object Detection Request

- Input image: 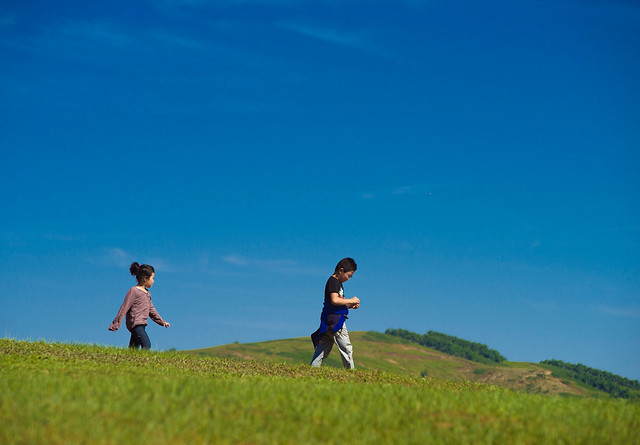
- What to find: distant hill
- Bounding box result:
[540,359,640,400]
[385,328,507,364]
[184,331,638,398]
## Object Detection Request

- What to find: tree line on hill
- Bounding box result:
[540,359,640,399]
[385,328,506,364]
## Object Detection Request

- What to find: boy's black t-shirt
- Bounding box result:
[324,276,343,302]
[322,275,348,321]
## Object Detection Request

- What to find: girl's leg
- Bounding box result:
[310,332,334,367]
[334,325,354,369]
[129,332,138,349]
[130,325,151,350]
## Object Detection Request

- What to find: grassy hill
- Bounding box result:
[2,339,639,444]
[185,331,627,398]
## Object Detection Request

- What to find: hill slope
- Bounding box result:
[185,331,611,397]
[3,339,639,444]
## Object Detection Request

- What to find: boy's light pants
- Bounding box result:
[310,325,354,369]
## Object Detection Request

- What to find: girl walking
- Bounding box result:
[109,262,170,349]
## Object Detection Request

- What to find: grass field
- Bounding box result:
[2,339,639,444]
[186,331,615,397]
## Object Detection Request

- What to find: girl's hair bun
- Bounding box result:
[129,262,140,276]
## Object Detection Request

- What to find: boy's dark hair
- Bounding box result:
[130,262,155,283]
[335,257,357,273]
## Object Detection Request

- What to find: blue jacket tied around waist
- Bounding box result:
[311,276,348,347]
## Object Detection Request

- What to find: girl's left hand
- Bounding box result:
[164,322,171,328]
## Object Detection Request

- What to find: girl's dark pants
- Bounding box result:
[129,325,151,350]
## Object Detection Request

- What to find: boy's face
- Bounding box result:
[335,268,355,283]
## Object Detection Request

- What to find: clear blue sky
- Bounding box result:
[1,0,638,380]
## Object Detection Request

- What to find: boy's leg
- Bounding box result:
[334,325,354,370]
[310,332,334,367]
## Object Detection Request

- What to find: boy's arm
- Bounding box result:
[329,292,359,308]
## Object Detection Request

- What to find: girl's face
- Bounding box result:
[335,269,354,283]
[141,273,155,288]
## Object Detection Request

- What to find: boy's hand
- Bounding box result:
[164,322,171,328]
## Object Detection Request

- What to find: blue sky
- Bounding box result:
[1,0,639,380]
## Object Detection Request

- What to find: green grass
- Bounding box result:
[189,331,477,376]
[187,331,611,397]
[2,339,639,444]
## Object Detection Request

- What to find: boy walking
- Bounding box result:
[310,258,360,369]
